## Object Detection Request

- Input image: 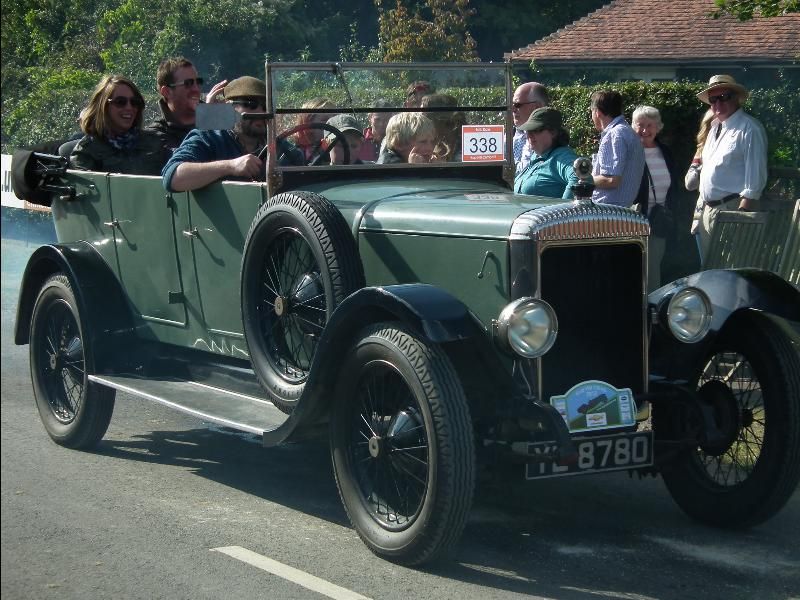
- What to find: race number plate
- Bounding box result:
[461,125,504,162]
[525,431,653,479]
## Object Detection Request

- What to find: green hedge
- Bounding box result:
[549,80,799,177]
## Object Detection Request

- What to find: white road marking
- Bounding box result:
[211,546,373,600]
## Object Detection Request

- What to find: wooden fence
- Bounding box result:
[703,167,800,286]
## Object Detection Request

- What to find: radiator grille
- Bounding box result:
[540,243,645,401]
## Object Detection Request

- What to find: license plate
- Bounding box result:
[525,431,653,479]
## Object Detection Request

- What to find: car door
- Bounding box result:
[184,181,263,356]
[107,174,187,326]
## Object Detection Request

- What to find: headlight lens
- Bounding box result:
[666,287,712,343]
[497,298,558,358]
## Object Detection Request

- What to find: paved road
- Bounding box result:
[2,235,799,600]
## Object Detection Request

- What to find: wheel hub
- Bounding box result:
[368,435,384,458]
[48,352,59,370]
[274,296,287,317]
[698,379,741,456]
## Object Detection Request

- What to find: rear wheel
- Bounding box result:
[241,192,363,413]
[29,275,115,449]
[330,324,475,565]
[659,314,800,527]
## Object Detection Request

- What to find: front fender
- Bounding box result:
[262,284,487,446]
[649,268,800,380]
[14,242,137,373]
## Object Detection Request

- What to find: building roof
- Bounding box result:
[505,0,800,65]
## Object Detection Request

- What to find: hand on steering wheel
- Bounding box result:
[276,122,351,166]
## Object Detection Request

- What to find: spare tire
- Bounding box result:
[241,191,364,413]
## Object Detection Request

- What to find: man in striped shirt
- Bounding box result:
[590,90,645,207]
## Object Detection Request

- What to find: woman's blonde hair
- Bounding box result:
[695,108,715,155]
[384,112,435,152]
[79,75,145,139]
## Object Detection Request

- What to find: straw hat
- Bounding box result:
[697,74,749,104]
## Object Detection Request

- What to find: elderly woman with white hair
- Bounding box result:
[632,105,680,292]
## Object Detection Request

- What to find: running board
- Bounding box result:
[89,374,288,438]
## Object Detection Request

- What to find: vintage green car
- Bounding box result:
[12,62,800,565]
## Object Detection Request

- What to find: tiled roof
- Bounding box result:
[506,0,800,63]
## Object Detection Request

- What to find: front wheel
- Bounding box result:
[330,324,475,565]
[29,275,115,449]
[241,192,364,414]
[658,313,800,527]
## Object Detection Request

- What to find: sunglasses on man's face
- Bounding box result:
[709,91,735,104]
[167,77,204,89]
[107,96,144,108]
[512,100,539,110]
[232,98,266,110]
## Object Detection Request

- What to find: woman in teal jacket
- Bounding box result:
[514,107,578,199]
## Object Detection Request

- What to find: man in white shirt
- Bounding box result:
[511,82,549,172]
[695,74,767,263]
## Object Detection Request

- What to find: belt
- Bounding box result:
[706,193,740,208]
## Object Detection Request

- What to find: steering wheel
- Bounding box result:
[276,122,351,166]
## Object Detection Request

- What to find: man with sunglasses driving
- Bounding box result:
[163,76,273,192]
[695,74,767,264]
[147,56,226,156]
[162,76,304,192]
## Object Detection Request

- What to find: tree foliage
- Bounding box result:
[712,0,799,20]
[376,0,478,62]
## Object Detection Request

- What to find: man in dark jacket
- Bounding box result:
[146,57,227,156]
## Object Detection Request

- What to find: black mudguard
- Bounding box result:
[649,268,800,381]
[262,284,488,446]
[14,242,138,373]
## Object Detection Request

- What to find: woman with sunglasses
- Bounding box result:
[70,75,164,174]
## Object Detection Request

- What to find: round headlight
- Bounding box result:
[666,287,712,343]
[497,298,558,358]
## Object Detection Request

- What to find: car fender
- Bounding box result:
[14,242,137,373]
[649,268,800,380]
[262,284,487,446]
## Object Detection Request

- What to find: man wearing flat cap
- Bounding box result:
[694,74,767,264]
[162,76,302,192]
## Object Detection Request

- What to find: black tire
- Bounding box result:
[241,192,364,413]
[29,275,115,449]
[330,323,475,565]
[659,314,800,527]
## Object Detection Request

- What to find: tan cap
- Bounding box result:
[223,76,266,100]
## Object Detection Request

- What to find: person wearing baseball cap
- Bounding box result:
[162,76,303,192]
[324,114,365,165]
[513,106,579,199]
[693,74,767,265]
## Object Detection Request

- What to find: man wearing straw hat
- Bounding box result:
[694,74,767,264]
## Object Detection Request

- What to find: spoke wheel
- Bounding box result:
[350,362,429,530]
[259,227,327,381]
[242,192,364,413]
[331,324,475,565]
[29,275,114,449]
[658,314,800,528]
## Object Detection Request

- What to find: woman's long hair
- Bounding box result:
[79,75,145,139]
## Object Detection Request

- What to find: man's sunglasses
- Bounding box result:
[232,98,267,110]
[512,100,539,110]
[107,96,144,108]
[167,77,204,88]
[708,91,735,104]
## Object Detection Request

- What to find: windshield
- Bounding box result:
[265,62,511,169]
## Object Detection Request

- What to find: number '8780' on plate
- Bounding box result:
[525,431,653,479]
